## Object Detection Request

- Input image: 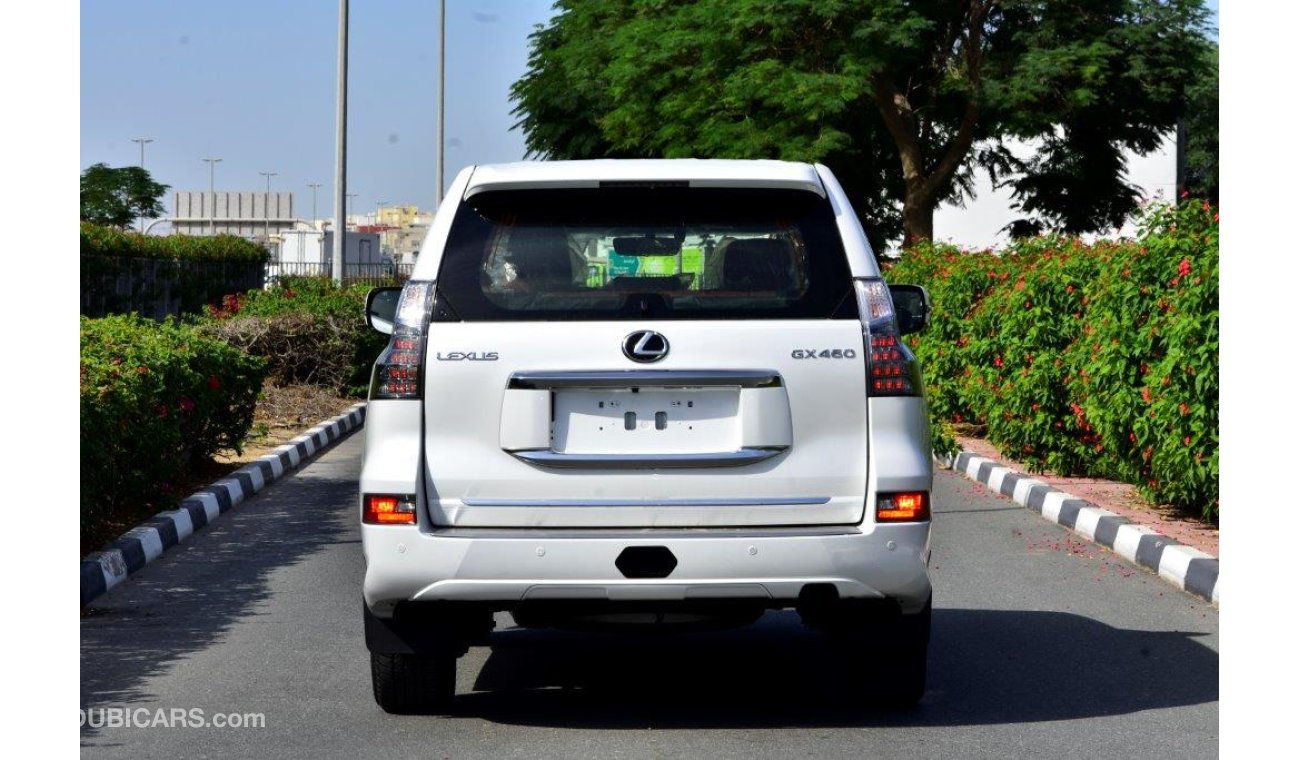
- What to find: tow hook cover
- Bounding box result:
[615,546,678,579]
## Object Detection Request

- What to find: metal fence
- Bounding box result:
[81,256,266,320]
[264,261,415,287]
[81,256,417,321]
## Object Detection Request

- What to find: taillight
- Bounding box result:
[363,494,417,525]
[370,281,435,400]
[876,491,930,522]
[855,278,923,397]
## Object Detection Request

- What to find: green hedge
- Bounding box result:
[199,276,388,397]
[81,222,270,262]
[80,315,267,544]
[885,200,1218,519]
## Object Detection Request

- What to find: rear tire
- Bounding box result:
[823,597,930,709]
[873,598,930,708]
[370,651,456,715]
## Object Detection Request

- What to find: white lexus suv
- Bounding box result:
[360,159,934,714]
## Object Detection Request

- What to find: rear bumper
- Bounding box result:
[362,522,932,617]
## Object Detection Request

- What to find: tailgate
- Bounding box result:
[422,320,867,528]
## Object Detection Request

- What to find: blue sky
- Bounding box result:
[80,0,1218,221]
[81,0,556,218]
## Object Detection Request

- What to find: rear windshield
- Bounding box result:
[434,187,855,321]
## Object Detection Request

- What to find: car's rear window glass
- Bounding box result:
[434,187,855,320]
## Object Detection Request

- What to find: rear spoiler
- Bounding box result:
[463,161,827,199]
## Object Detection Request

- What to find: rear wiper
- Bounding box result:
[619,293,671,317]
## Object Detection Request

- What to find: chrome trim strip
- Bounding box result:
[512,447,786,469]
[508,369,782,389]
[461,496,830,507]
[426,525,861,539]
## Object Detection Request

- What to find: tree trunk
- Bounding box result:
[901,189,935,249]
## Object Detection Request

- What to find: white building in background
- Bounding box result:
[171,191,299,239]
[930,131,1177,251]
[275,229,384,269]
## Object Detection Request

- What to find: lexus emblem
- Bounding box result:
[622,330,669,363]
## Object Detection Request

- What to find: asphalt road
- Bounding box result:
[81,433,1218,759]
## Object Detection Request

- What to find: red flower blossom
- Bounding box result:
[993,355,1003,368]
[1141,387,1152,403]
[1183,436,1192,446]
[179,398,196,413]
[1179,403,1189,416]
[155,403,169,419]
[208,375,222,390]
[1178,258,1192,277]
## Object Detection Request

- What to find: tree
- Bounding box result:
[80,163,169,229]
[511,0,1212,249]
[1181,42,1217,201]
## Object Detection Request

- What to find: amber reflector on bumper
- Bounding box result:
[876,491,929,522]
[363,494,417,525]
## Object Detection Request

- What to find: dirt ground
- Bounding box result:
[213,383,361,467]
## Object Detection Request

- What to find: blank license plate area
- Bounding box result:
[552,388,740,455]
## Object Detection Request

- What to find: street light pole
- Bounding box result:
[332,0,349,285]
[132,137,155,231]
[435,0,445,210]
[259,171,278,239]
[131,137,153,169]
[202,157,222,235]
[307,182,322,226]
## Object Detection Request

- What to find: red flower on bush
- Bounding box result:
[155,403,169,419]
[993,355,1003,368]
[1141,387,1152,403]
[1179,403,1189,416]
[1183,436,1192,446]
[1178,258,1192,277]
[208,375,222,390]
[179,398,196,413]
